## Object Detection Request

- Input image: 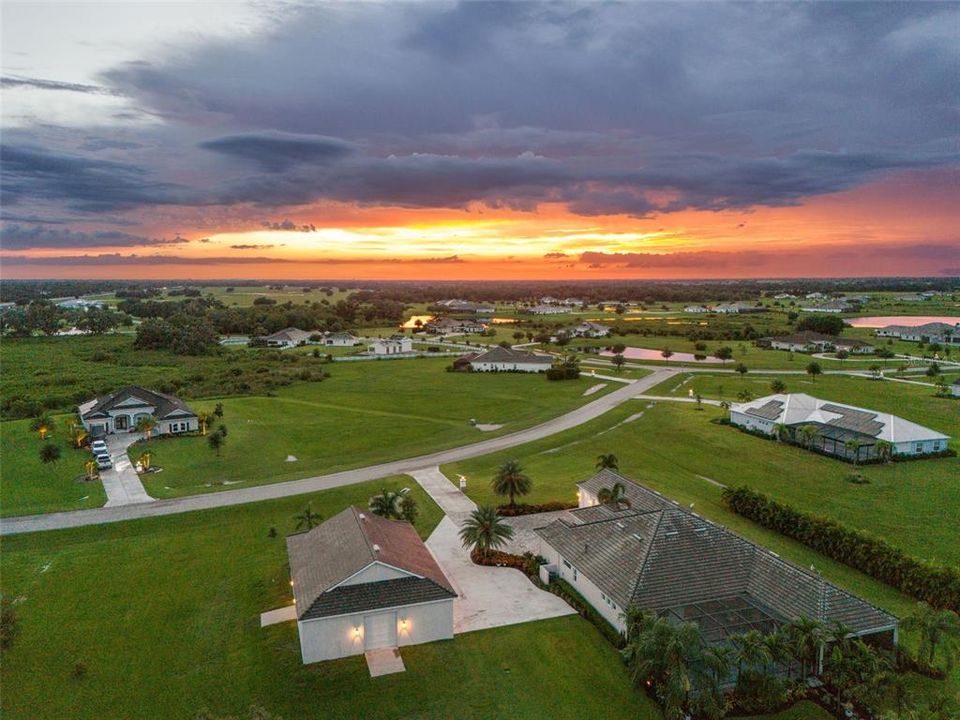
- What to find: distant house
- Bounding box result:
[425,317,487,335]
[559,321,610,339]
[875,322,959,345]
[763,331,873,354]
[773,293,796,300]
[56,298,104,310]
[322,332,360,347]
[78,386,198,437]
[730,393,950,460]
[460,346,553,373]
[287,506,456,664]
[799,301,853,313]
[561,297,583,307]
[434,299,495,314]
[526,304,566,315]
[539,296,559,305]
[805,292,825,299]
[369,336,413,355]
[684,305,709,313]
[259,327,315,348]
[535,470,897,678]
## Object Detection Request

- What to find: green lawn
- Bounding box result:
[126,358,614,499]
[0,416,107,517]
[0,477,661,720]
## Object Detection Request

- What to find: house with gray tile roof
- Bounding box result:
[536,472,897,673]
[286,506,456,664]
[78,386,198,437]
[464,346,553,373]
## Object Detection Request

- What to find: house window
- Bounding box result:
[573,568,578,582]
[916,443,923,453]
[562,560,571,569]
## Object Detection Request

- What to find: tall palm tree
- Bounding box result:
[772,423,788,443]
[136,415,157,441]
[369,488,406,520]
[597,482,631,508]
[702,643,736,687]
[197,410,211,436]
[458,506,514,560]
[490,460,531,507]
[730,629,772,680]
[799,424,819,449]
[875,439,893,463]
[902,602,960,670]
[84,459,98,481]
[68,422,88,449]
[294,504,322,531]
[595,453,619,470]
[30,414,55,440]
[785,616,823,681]
[770,379,787,394]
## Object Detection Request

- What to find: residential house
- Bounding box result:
[369,336,413,355]
[539,296,559,305]
[526,304,567,315]
[805,292,826,299]
[259,327,315,348]
[78,386,198,437]
[730,393,950,460]
[424,317,487,335]
[833,338,875,354]
[875,322,959,345]
[762,331,874,354]
[56,298,104,310]
[434,299,495,314]
[684,305,709,313]
[322,332,360,347]
[773,293,796,300]
[561,297,583,307]
[799,301,853,313]
[535,471,897,679]
[287,506,456,664]
[558,321,610,339]
[459,346,553,373]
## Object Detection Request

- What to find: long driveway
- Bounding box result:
[2,368,676,535]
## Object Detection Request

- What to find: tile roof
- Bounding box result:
[470,346,553,365]
[732,393,949,443]
[536,472,897,636]
[300,576,455,620]
[80,386,196,420]
[286,507,455,620]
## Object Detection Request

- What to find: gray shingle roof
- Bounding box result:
[286,507,455,620]
[80,386,196,420]
[300,576,455,620]
[471,346,552,364]
[537,472,897,636]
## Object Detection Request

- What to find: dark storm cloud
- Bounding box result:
[199,132,357,172]
[0,224,191,250]
[1,75,121,96]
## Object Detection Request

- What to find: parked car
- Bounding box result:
[91,440,108,455]
[95,454,112,470]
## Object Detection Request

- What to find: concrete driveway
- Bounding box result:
[101,434,154,506]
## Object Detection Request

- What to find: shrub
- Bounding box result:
[71,661,88,680]
[495,500,577,516]
[722,486,960,611]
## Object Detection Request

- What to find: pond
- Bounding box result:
[400,315,435,329]
[846,315,960,328]
[599,348,721,363]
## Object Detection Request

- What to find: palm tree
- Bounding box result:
[400,494,419,524]
[770,379,787,394]
[68,422,88,449]
[799,424,819,449]
[702,643,736,687]
[876,439,893,463]
[736,389,753,403]
[597,482,631,508]
[612,353,626,373]
[785,616,824,682]
[83,459,98,481]
[844,438,862,465]
[458,506,514,560]
[731,629,772,680]
[197,410,211,436]
[902,602,960,670]
[207,431,225,457]
[39,443,61,468]
[294,504,322,531]
[136,415,157,441]
[369,488,406,519]
[30,414,55,440]
[137,452,152,471]
[806,361,822,382]
[491,460,531,507]
[735,362,748,377]
[772,422,788,443]
[595,453,619,470]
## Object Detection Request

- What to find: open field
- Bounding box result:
[446,400,958,567]
[127,358,615,499]
[0,416,107,517]
[0,477,663,720]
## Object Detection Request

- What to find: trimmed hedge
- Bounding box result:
[722,485,960,611]
[496,501,577,517]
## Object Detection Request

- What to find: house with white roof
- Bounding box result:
[526,304,567,315]
[258,327,315,348]
[321,332,360,347]
[730,393,950,460]
[557,321,610,339]
[368,336,413,355]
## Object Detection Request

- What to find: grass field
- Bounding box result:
[0,416,107,517]
[125,358,615,499]
[0,477,664,720]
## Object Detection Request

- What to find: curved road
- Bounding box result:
[2,369,676,536]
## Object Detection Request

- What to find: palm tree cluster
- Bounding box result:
[368,488,419,524]
[596,481,631,509]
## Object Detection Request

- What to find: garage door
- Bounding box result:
[364,610,397,651]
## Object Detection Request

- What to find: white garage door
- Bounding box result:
[364,610,397,651]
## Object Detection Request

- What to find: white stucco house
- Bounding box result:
[321,332,360,347]
[459,346,554,373]
[258,327,315,348]
[729,393,950,460]
[557,321,610,339]
[534,471,897,668]
[78,386,198,437]
[684,305,709,313]
[526,304,567,315]
[287,507,456,664]
[369,336,413,355]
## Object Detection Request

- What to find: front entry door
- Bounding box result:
[115,415,129,431]
[363,611,397,651]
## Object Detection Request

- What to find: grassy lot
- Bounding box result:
[0,477,662,720]
[644,371,957,440]
[0,416,107,517]
[125,358,614,499]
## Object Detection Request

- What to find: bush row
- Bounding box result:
[722,486,960,611]
[495,501,577,517]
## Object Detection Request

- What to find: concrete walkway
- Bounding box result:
[259,605,296,627]
[408,467,477,525]
[634,394,723,406]
[102,434,154,506]
[365,648,406,677]
[3,370,674,535]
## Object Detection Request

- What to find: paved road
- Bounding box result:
[2,369,676,536]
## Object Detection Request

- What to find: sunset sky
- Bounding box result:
[1,1,958,280]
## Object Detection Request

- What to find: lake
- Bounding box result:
[600,348,721,363]
[846,315,960,328]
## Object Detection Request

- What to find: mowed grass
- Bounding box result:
[0,477,659,720]
[0,416,107,516]
[131,358,615,499]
